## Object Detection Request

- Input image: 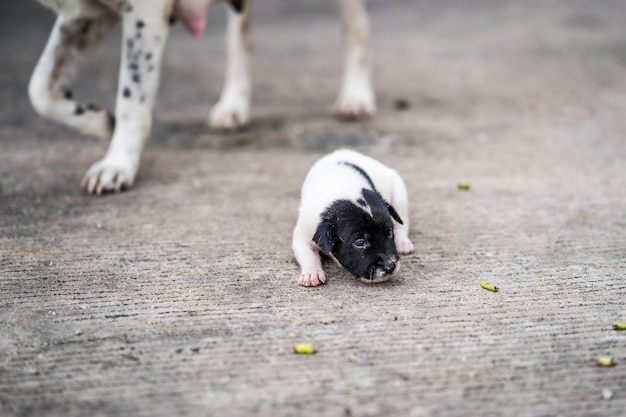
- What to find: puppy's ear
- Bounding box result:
[313,221,334,255]
[386,203,404,225]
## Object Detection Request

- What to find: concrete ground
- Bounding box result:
[1,0,626,416]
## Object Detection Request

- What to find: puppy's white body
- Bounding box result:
[30,0,375,193]
[293,149,414,287]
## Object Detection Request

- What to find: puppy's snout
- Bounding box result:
[383,261,396,273]
[381,259,398,274]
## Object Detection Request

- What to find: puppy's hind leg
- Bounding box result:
[334,0,376,119]
[209,0,252,131]
[28,10,119,140]
[83,1,174,194]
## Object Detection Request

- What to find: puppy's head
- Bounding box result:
[313,188,403,283]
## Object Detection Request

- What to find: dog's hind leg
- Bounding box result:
[28,9,119,140]
[208,0,251,131]
[82,0,174,194]
[334,0,376,119]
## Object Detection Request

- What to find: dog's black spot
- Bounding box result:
[145,52,152,61]
[314,190,399,280]
[230,0,245,13]
[124,4,133,13]
[64,90,73,100]
[132,73,141,84]
[169,14,178,25]
[135,32,142,40]
[147,65,154,72]
[126,38,134,50]
[87,103,102,112]
[123,87,131,98]
[136,20,145,30]
[80,19,93,35]
[129,62,138,71]
[74,105,85,115]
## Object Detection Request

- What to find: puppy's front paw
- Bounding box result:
[81,156,138,195]
[395,236,414,255]
[209,95,250,131]
[298,270,327,287]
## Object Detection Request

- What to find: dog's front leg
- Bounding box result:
[208,0,251,131]
[293,234,327,287]
[83,1,174,194]
[334,0,376,119]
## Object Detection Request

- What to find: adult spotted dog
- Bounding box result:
[29,0,375,194]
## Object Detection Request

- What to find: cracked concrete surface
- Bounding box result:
[1,1,626,416]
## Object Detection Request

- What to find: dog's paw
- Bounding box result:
[209,96,250,131]
[298,270,327,287]
[395,236,414,255]
[334,87,376,120]
[81,157,138,195]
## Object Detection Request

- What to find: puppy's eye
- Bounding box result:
[388,229,394,239]
[353,239,368,249]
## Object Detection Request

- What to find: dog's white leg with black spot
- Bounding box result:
[390,172,414,254]
[334,0,376,119]
[28,10,119,140]
[209,0,251,130]
[83,0,174,194]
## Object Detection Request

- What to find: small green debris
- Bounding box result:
[293,343,315,355]
[203,123,213,133]
[597,356,615,367]
[457,181,470,190]
[613,323,626,330]
[480,280,499,292]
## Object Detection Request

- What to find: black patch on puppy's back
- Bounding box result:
[338,161,376,191]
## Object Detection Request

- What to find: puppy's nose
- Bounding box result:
[382,260,397,273]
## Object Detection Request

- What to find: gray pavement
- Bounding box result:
[1,1,626,416]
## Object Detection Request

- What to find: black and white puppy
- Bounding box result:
[293,149,414,287]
